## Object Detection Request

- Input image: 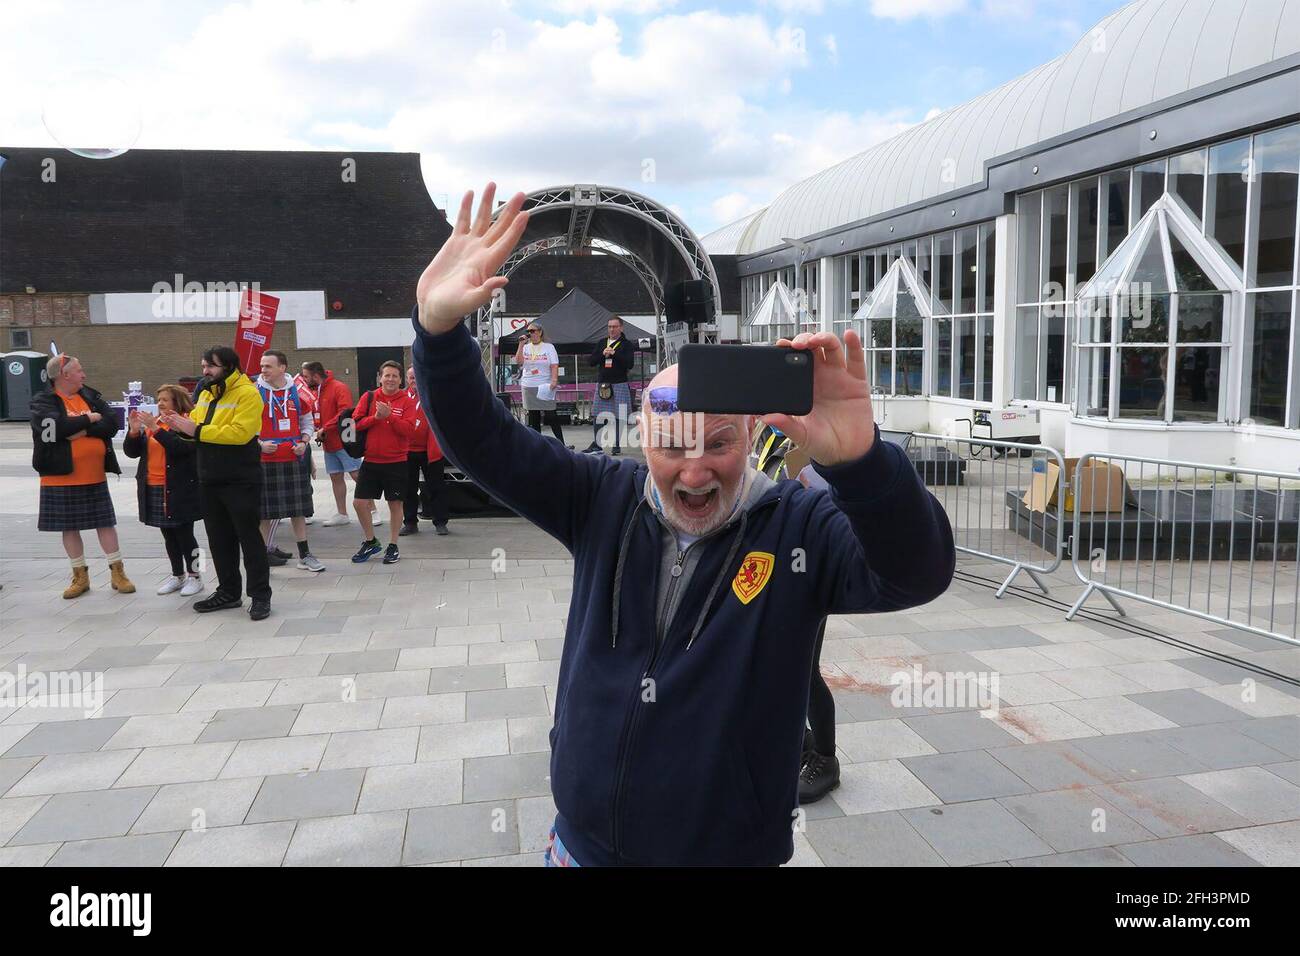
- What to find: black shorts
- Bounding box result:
[355,460,406,501]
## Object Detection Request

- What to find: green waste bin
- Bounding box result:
[1,351,49,421]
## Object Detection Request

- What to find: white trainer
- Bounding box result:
[180,575,205,597]
[372,509,386,527]
[156,575,184,595]
[322,513,350,527]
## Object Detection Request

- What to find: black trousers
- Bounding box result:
[200,481,271,601]
[526,409,564,444]
[806,618,835,756]
[403,453,449,526]
[160,523,199,576]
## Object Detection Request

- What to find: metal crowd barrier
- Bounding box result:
[1067,453,1300,647]
[910,432,1067,597]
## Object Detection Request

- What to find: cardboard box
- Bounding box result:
[1024,457,1129,514]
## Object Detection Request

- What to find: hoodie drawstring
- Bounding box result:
[610,497,647,649]
[685,509,749,651]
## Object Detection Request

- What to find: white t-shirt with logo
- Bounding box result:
[521,342,558,388]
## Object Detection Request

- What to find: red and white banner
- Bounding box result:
[235,289,280,372]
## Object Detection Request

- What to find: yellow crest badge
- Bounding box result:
[732,552,775,605]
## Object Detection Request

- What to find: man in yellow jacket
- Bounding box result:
[162,345,272,620]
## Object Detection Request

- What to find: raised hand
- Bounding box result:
[416,182,530,336]
[760,330,875,468]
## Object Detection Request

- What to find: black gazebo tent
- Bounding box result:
[495,287,618,354]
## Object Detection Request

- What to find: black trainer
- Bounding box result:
[611,446,622,456]
[249,598,271,621]
[798,752,840,805]
[194,591,241,613]
[583,442,600,453]
[271,546,293,560]
[267,551,288,567]
[399,523,419,536]
[433,523,449,536]
[382,543,400,564]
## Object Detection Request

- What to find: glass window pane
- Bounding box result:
[1015,305,1039,400]
[1117,347,1168,419]
[979,221,996,312]
[1250,123,1300,288]
[1176,293,1224,343]
[1134,159,1166,222]
[1075,180,1099,286]
[1078,296,1111,344]
[935,318,953,397]
[937,233,954,314]
[1130,226,1172,293]
[1017,193,1042,302]
[1171,347,1221,421]
[1247,290,1293,426]
[1043,303,1066,404]
[979,317,994,403]
[1103,169,1130,259]
[957,318,976,399]
[916,237,932,296]
[896,317,923,348]
[1169,149,1206,221]
[1207,138,1249,267]
[1121,292,1169,344]
[958,227,978,313]
[872,349,892,393]
[896,350,923,396]
[904,240,916,264]
[1076,346,1111,417]
[1168,230,1217,292]
[866,318,891,349]
[1045,185,1069,299]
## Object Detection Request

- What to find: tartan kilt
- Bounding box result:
[142,484,188,528]
[259,458,314,519]
[591,382,632,424]
[38,481,117,532]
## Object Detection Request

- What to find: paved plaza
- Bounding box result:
[1,423,1298,866]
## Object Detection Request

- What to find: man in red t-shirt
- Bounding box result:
[350,361,415,564]
[400,365,451,537]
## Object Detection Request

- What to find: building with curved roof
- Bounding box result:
[701,0,1300,471]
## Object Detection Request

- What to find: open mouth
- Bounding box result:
[675,488,718,515]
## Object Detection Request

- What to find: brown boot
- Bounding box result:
[109,560,136,594]
[63,566,90,599]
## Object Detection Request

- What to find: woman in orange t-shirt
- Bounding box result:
[29,354,134,598]
[123,385,205,598]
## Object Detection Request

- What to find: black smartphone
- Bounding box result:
[676,344,813,415]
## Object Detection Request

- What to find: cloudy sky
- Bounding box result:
[4,0,1125,235]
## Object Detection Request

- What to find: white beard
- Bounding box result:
[651,473,747,537]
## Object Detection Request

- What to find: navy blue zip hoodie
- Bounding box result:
[412,312,955,866]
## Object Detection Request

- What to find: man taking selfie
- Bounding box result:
[411,183,955,866]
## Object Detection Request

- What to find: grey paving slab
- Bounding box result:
[284,810,408,866]
[379,693,464,728]
[1178,766,1300,824]
[290,700,384,735]
[114,742,236,788]
[10,786,157,844]
[1215,820,1300,866]
[319,727,419,770]
[404,801,520,864]
[997,789,1156,852]
[427,665,508,694]
[1127,689,1259,726]
[7,749,138,796]
[463,751,552,802]
[220,734,328,778]
[131,777,264,834]
[320,649,400,676]
[47,831,181,867]
[275,617,346,637]
[900,750,1035,803]
[165,821,296,866]
[1092,777,1252,838]
[1234,715,1300,758]
[829,759,941,815]
[197,705,301,743]
[75,645,165,669]
[465,686,549,721]
[805,810,946,866]
[357,759,462,812]
[902,712,1019,753]
[0,795,48,845]
[1069,732,1211,781]
[900,800,1054,866]
[1152,723,1292,770]
[1010,847,1134,866]
[417,719,510,761]
[1264,760,1300,786]
[0,756,41,795]
[245,768,365,824]
[2,716,128,757]
[1117,834,1261,867]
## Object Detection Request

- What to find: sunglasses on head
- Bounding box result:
[647,386,679,416]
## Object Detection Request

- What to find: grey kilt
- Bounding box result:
[260,457,314,520]
[521,386,556,412]
[591,382,632,425]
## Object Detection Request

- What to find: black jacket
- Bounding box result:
[30,385,121,478]
[588,334,634,384]
[122,426,202,523]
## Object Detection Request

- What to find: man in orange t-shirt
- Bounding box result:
[29,355,135,598]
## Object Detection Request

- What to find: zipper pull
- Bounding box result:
[670,551,685,577]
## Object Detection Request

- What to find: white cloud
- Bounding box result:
[823,33,839,66]
[546,0,679,13]
[869,0,967,20]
